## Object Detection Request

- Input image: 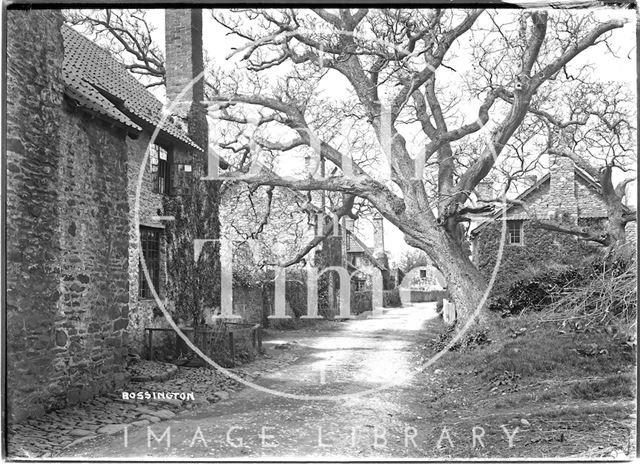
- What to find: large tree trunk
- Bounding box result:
[606,205,635,260]
[405,224,488,325]
[608,209,628,247]
[433,236,487,325]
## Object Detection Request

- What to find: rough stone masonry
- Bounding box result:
[6,10,129,421]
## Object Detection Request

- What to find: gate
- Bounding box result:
[144,322,263,366]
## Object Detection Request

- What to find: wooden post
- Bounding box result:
[228,331,235,365]
[257,325,263,352]
[443,299,457,325]
[146,329,153,360]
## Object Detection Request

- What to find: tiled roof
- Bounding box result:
[346,230,387,271]
[346,230,365,253]
[61,26,202,151]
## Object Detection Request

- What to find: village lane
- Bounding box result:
[66,303,454,459]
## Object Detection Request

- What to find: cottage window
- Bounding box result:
[507,220,523,245]
[420,269,427,278]
[354,279,367,292]
[139,227,162,299]
[149,144,171,194]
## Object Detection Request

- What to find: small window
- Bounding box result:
[420,269,427,278]
[139,227,162,299]
[507,220,523,245]
[149,144,170,194]
[354,279,366,292]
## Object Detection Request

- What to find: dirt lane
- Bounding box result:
[60,302,635,459]
[65,303,453,459]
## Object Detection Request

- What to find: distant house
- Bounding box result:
[470,154,615,291]
[401,265,445,291]
[343,215,391,291]
[273,187,393,290]
[313,213,397,313]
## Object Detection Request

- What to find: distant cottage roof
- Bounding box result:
[470,165,608,236]
[61,25,202,151]
[346,229,388,271]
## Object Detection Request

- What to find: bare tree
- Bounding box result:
[538,113,636,248]
[206,8,627,322]
[64,9,165,88]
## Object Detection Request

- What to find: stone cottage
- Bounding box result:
[470,155,613,291]
[6,9,213,421]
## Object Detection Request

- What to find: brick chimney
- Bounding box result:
[373,214,385,258]
[165,9,207,173]
[165,10,204,118]
[548,154,577,222]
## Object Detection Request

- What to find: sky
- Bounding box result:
[117,8,636,265]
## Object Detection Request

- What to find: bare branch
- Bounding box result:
[532,19,625,88]
[531,219,611,246]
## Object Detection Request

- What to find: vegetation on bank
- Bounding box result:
[420,253,636,457]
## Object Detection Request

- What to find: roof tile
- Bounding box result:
[61,25,201,151]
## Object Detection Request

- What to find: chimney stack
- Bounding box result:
[165,9,204,119]
[165,9,207,174]
[548,154,577,222]
[373,214,385,258]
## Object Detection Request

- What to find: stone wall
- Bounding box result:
[6,10,129,421]
[407,289,449,304]
[575,175,608,218]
